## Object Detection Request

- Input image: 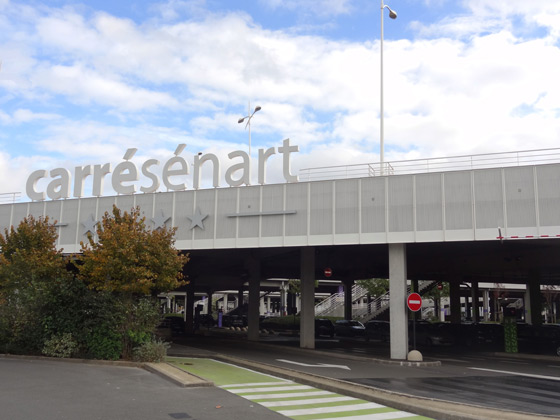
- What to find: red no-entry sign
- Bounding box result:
[407,293,422,312]
[324,267,332,278]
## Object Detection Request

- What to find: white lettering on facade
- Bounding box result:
[26,139,300,201]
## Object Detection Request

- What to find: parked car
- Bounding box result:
[517,323,560,356]
[409,321,453,347]
[365,320,390,342]
[315,319,335,338]
[222,314,247,328]
[335,320,366,337]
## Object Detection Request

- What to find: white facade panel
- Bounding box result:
[4,162,560,251]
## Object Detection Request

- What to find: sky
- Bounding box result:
[1,0,560,200]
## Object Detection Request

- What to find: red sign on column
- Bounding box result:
[324,267,332,278]
[407,293,422,312]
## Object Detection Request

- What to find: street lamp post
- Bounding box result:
[380,1,397,175]
[238,102,261,155]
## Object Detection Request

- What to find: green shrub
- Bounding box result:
[85,327,123,360]
[42,333,78,358]
[132,339,170,362]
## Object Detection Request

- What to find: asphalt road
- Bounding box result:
[173,333,560,418]
[0,357,285,420]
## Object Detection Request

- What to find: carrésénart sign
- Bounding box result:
[26,139,299,201]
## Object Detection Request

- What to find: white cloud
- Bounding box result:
[262,0,354,18]
[1,0,560,200]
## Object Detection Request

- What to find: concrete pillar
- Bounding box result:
[206,291,213,315]
[483,290,490,322]
[185,286,195,334]
[267,296,271,314]
[247,255,261,341]
[280,282,287,315]
[526,272,542,325]
[343,279,353,320]
[223,293,229,312]
[259,293,266,314]
[184,292,187,322]
[300,247,316,349]
[471,281,480,323]
[449,278,461,324]
[238,288,244,309]
[389,243,408,360]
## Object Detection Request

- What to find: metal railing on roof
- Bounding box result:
[299,148,560,182]
[0,192,21,204]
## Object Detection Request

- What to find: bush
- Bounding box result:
[85,327,123,360]
[132,339,170,362]
[42,333,78,358]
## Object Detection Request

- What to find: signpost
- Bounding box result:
[407,293,422,350]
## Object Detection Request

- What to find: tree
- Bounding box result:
[78,205,188,359]
[0,215,70,353]
[356,278,389,297]
[423,282,450,321]
[79,205,188,296]
[0,215,66,292]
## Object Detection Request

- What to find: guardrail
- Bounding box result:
[300,148,560,181]
[0,192,21,204]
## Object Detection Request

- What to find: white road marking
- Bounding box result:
[229,385,313,393]
[239,390,333,400]
[260,396,355,407]
[312,412,419,420]
[469,367,560,381]
[221,381,292,388]
[277,402,384,416]
[276,359,351,370]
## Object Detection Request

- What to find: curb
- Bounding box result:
[144,362,214,388]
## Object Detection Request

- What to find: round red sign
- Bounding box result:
[407,293,422,312]
[324,267,332,278]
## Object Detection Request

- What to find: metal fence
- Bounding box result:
[0,192,21,204]
[299,148,560,181]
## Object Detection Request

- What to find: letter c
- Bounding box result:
[26,170,47,201]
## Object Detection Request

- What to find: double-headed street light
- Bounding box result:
[380,1,397,175]
[238,103,261,155]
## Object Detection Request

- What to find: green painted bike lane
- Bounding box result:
[167,357,433,420]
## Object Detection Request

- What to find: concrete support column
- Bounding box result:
[526,272,542,326]
[389,243,408,360]
[223,293,228,312]
[207,291,213,315]
[184,292,188,322]
[247,255,261,341]
[300,246,316,349]
[343,279,354,320]
[259,293,266,314]
[471,281,480,323]
[449,279,461,324]
[280,282,287,315]
[185,286,195,334]
[483,290,490,322]
[238,288,244,309]
[267,296,271,314]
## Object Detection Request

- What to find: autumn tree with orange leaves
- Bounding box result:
[79,205,188,359]
[79,205,188,296]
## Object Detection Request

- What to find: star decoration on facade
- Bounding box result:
[186,207,208,230]
[82,214,98,236]
[152,209,171,229]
